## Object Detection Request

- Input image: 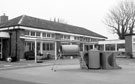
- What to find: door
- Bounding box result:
[0,39,2,59]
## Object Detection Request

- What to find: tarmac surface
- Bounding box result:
[0,58,135,84]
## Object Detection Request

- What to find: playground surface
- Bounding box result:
[0,58,135,84]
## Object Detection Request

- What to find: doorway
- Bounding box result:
[0,39,2,60]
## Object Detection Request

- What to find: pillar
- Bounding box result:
[55,41,57,60]
[104,44,106,51]
[34,39,37,63]
[40,41,43,54]
[93,44,95,49]
[115,44,117,51]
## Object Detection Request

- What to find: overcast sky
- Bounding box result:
[0,0,120,39]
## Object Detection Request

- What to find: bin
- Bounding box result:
[88,50,100,69]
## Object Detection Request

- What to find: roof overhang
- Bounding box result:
[0,26,107,39]
[0,32,10,38]
[98,39,125,44]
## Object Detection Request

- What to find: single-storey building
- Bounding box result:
[98,39,125,51]
[0,14,107,61]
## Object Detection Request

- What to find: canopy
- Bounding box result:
[0,32,10,38]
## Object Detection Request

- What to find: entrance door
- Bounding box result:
[0,39,2,59]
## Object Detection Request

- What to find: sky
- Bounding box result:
[0,0,120,39]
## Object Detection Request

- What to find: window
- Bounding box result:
[25,41,35,51]
[31,31,36,36]
[83,38,87,41]
[47,33,51,38]
[42,33,46,37]
[37,42,40,51]
[98,45,104,51]
[89,45,93,50]
[105,44,115,51]
[42,33,54,38]
[62,35,70,39]
[74,36,80,40]
[25,31,40,37]
[47,44,49,50]
[50,44,53,50]
[117,44,125,51]
[43,43,47,50]
[52,34,55,38]
[43,43,54,51]
[91,38,95,42]
[36,32,41,37]
[84,37,90,41]
[85,45,89,51]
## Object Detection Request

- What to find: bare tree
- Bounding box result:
[104,0,135,39]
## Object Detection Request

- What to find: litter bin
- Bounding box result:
[88,50,100,69]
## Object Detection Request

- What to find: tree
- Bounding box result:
[104,0,135,39]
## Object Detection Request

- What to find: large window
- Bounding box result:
[43,43,54,51]
[25,41,35,51]
[99,44,104,51]
[42,32,54,38]
[24,31,55,38]
[36,32,41,37]
[61,35,70,40]
[42,33,46,37]
[105,44,115,51]
[31,31,36,36]
[47,33,51,38]
[74,36,80,41]
[117,44,125,51]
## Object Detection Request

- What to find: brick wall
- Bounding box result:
[9,29,25,61]
[125,35,132,55]
[17,30,25,59]
[2,39,10,60]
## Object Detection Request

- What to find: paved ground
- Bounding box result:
[0,77,39,84]
[0,58,135,84]
[0,59,79,70]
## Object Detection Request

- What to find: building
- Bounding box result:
[98,39,125,52]
[0,14,107,61]
[98,35,135,58]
